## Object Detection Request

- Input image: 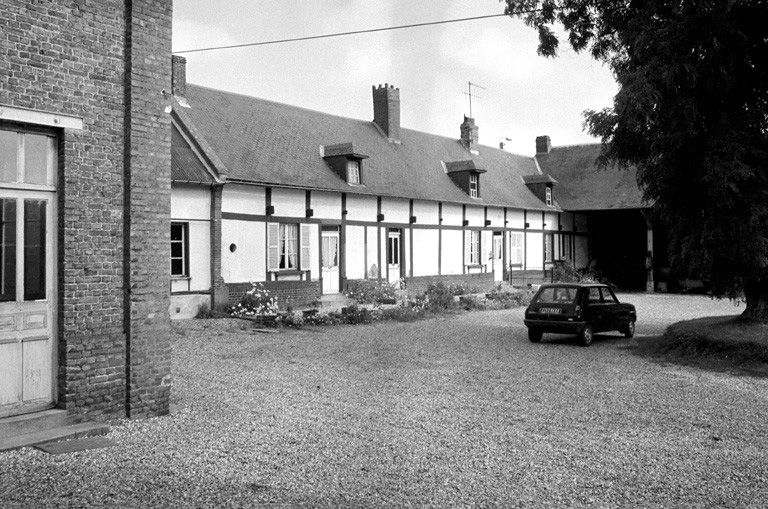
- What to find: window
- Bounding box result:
[387,230,401,266]
[600,286,619,304]
[267,223,311,272]
[347,160,361,185]
[23,200,46,300]
[466,230,481,265]
[587,287,602,304]
[509,232,523,266]
[170,222,189,277]
[545,186,553,206]
[0,199,17,302]
[544,234,553,263]
[0,129,56,186]
[469,174,478,198]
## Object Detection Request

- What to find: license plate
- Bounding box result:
[539,307,561,314]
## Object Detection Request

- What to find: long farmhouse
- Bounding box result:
[168,58,604,318]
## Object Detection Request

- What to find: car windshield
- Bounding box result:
[534,286,578,304]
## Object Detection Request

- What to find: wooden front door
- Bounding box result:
[321,229,340,294]
[492,233,504,282]
[0,127,57,418]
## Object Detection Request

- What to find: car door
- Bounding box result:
[583,287,606,331]
[601,287,629,330]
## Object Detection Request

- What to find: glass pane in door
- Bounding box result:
[0,199,16,302]
[23,200,46,301]
[24,134,50,185]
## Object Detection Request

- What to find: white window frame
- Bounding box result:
[267,223,312,273]
[544,233,553,263]
[466,230,481,265]
[509,232,523,266]
[347,159,361,185]
[469,174,478,198]
[170,222,189,277]
[387,230,401,267]
[545,186,553,207]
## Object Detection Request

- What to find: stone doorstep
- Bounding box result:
[0,422,110,453]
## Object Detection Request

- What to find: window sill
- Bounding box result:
[171,275,191,281]
[269,269,306,275]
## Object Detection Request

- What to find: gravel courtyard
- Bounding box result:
[2,294,767,507]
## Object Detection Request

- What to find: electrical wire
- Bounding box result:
[174,11,539,54]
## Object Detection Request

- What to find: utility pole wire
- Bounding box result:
[174,11,541,54]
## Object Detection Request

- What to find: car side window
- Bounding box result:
[600,287,619,304]
[587,287,602,304]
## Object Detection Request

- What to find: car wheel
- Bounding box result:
[528,329,542,343]
[622,320,636,338]
[579,324,594,347]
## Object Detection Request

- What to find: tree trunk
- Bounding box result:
[741,278,768,323]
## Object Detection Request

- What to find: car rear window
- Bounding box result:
[534,287,578,304]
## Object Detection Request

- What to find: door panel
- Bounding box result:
[321,230,339,294]
[492,234,503,282]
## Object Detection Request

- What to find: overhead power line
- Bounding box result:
[174,11,537,54]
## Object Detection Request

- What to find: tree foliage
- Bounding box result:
[504,0,768,321]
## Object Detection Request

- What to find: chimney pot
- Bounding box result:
[372,83,401,142]
[172,55,187,97]
[536,135,551,154]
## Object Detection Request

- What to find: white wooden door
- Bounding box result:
[0,128,57,418]
[492,233,504,282]
[387,230,401,284]
[321,230,339,294]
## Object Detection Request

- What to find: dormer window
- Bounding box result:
[322,142,368,185]
[469,174,478,198]
[445,160,486,198]
[545,187,552,206]
[347,160,361,185]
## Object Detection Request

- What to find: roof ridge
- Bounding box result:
[549,142,603,150]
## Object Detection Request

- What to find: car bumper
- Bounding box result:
[524,319,587,334]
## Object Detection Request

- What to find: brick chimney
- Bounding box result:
[536,135,551,154]
[372,84,400,142]
[172,55,187,97]
[460,116,479,153]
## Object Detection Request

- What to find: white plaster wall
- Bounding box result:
[188,220,211,291]
[507,209,525,229]
[170,294,211,320]
[412,229,439,277]
[527,211,544,230]
[441,203,463,226]
[526,232,544,270]
[345,225,366,280]
[560,212,574,231]
[574,212,588,232]
[347,194,378,222]
[413,200,439,225]
[486,207,504,227]
[366,226,379,278]
[222,220,266,282]
[222,184,266,215]
[544,212,558,231]
[442,229,464,275]
[312,191,341,219]
[381,197,410,224]
[465,205,484,227]
[575,236,589,268]
[171,186,210,220]
[272,187,305,218]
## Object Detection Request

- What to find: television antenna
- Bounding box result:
[463,81,486,118]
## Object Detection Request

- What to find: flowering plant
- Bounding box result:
[229,282,278,317]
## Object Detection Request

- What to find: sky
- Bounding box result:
[172,0,618,156]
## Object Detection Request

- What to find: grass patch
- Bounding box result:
[636,315,768,376]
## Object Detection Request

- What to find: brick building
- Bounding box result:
[0,0,173,439]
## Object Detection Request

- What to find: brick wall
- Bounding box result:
[0,0,172,421]
[227,281,321,309]
[125,0,172,418]
[404,273,496,296]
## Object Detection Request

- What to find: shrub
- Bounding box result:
[459,295,487,311]
[552,260,606,285]
[381,305,423,322]
[340,304,374,324]
[345,279,397,306]
[425,282,455,310]
[485,288,535,309]
[195,302,213,319]
[276,311,304,328]
[229,282,278,317]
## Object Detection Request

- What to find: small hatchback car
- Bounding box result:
[524,283,636,346]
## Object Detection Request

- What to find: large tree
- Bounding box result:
[504,0,768,321]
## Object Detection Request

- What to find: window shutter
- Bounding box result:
[300,224,311,271]
[267,223,279,271]
[464,231,471,265]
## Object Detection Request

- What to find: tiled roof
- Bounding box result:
[171,124,216,184]
[536,144,647,210]
[178,84,554,211]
